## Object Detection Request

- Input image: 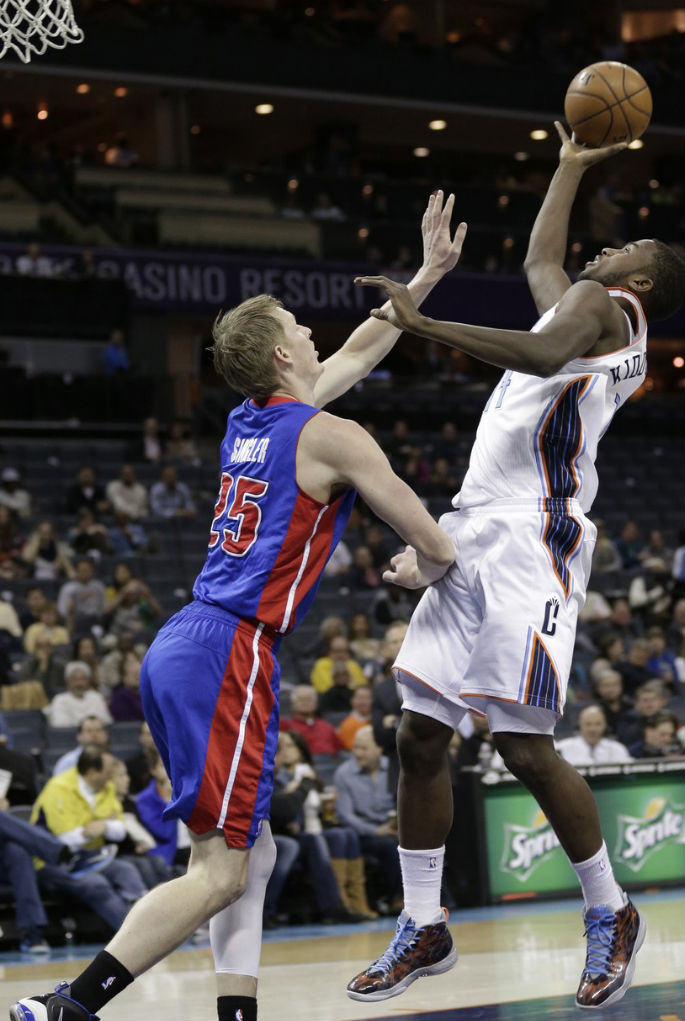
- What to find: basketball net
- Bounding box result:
[0,0,84,63]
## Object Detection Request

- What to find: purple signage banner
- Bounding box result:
[1,242,681,335]
[0,242,373,320]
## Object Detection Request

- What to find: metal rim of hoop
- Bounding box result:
[0,0,84,63]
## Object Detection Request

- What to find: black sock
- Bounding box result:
[217,995,257,1021]
[69,950,134,1013]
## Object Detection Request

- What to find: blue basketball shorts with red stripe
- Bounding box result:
[139,600,281,848]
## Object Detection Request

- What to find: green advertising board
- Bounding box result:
[481,761,685,900]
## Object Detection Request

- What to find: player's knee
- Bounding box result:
[493,733,555,787]
[397,711,452,775]
[209,870,248,911]
[191,856,248,911]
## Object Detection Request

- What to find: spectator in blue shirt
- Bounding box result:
[149,466,195,520]
[103,328,131,375]
[333,725,402,909]
[136,753,189,872]
[645,626,678,687]
[108,510,148,558]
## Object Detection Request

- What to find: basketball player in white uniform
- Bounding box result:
[347,122,685,1009]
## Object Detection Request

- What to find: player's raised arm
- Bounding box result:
[312,191,467,408]
[297,414,455,588]
[354,275,619,377]
[523,121,627,316]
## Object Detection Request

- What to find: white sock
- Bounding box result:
[571,841,625,912]
[398,845,445,927]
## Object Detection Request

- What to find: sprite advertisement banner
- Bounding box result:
[483,762,685,899]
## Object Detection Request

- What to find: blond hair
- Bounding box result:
[212,294,284,400]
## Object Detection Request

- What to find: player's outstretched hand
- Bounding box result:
[420,189,468,276]
[354,275,423,333]
[555,120,627,168]
[383,545,424,589]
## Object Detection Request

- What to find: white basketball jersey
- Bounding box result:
[455,287,648,514]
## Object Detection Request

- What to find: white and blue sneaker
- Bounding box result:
[576,899,646,1009]
[347,907,458,1001]
[9,982,99,1021]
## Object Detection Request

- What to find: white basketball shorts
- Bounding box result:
[394,499,596,725]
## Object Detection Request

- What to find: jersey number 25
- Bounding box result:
[209,472,269,556]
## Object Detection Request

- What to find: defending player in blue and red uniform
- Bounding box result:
[11,191,467,1021]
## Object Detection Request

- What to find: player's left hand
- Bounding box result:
[420,190,468,276]
[383,545,423,589]
[354,275,423,333]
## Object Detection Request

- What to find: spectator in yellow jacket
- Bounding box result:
[31,747,147,929]
[310,635,366,694]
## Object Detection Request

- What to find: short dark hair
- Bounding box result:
[644,710,676,730]
[77,747,104,774]
[77,715,106,736]
[642,241,685,322]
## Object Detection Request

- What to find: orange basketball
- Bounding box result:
[564,61,652,148]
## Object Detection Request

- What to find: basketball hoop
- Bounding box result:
[0,0,84,63]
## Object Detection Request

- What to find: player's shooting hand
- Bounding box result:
[354,275,423,333]
[555,120,627,168]
[382,545,422,589]
[420,190,468,277]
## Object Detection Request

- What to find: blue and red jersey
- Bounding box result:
[193,396,355,634]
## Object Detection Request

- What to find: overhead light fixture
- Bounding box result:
[413,146,430,158]
[648,179,659,189]
[37,101,48,121]
[513,151,529,161]
[428,119,447,131]
[627,138,644,150]
[255,103,274,115]
[530,129,548,141]
[673,356,684,368]
[113,86,128,98]
[75,82,90,95]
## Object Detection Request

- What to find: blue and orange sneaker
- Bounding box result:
[10,981,99,1021]
[347,908,457,1002]
[576,899,646,1009]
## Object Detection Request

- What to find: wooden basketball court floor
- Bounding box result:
[0,889,682,1021]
